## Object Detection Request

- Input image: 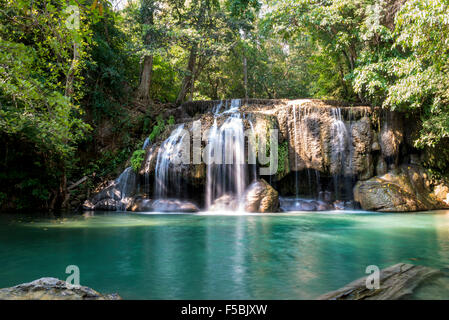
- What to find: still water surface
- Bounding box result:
[1,210,449,299]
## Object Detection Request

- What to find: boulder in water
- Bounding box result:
[242,179,279,213]
[127,197,153,212]
[316,201,333,211]
[0,277,121,300]
[209,194,239,211]
[333,200,361,210]
[354,165,449,212]
[83,167,137,211]
[151,199,199,212]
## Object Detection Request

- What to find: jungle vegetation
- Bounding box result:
[0,0,448,210]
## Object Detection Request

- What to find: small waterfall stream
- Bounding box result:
[116,166,136,211]
[330,107,349,198]
[205,99,248,210]
[154,124,189,199]
[284,103,354,208]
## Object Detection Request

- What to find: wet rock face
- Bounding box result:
[433,184,449,205]
[276,100,376,179]
[242,179,279,213]
[0,278,121,300]
[350,117,373,180]
[83,167,138,211]
[380,112,404,165]
[354,165,449,212]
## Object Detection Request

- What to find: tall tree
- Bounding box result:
[135,0,157,104]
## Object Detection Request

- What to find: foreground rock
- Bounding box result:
[0,278,121,300]
[318,263,442,300]
[243,179,279,213]
[354,165,449,212]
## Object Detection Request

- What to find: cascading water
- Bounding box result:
[116,166,136,211]
[205,99,248,210]
[154,124,189,199]
[281,103,356,210]
[330,108,349,198]
[142,137,151,150]
[289,104,321,197]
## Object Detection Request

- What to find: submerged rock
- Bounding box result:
[354,165,449,212]
[151,199,199,212]
[0,278,121,300]
[333,200,361,210]
[279,198,333,211]
[242,179,279,213]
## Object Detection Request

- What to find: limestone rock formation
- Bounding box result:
[380,112,404,165]
[354,165,449,211]
[0,278,121,300]
[242,179,279,213]
[432,184,449,205]
[85,99,449,213]
[83,167,137,211]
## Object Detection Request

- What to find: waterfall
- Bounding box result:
[142,137,150,150]
[330,108,349,199]
[205,99,248,210]
[290,104,320,197]
[330,108,348,167]
[154,124,189,199]
[143,144,157,196]
[292,104,299,198]
[116,167,136,211]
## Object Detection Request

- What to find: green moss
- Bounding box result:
[131,149,146,172]
[277,141,289,176]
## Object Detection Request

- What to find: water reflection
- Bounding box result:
[0,211,449,299]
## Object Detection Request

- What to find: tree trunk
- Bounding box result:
[135,55,153,103]
[135,1,154,104]
[65,42,79,97]
[176,44,197,105]
[243,54,248,99]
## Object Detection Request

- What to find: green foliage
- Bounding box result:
[149,115,166,141]
[3,0,449,210]
[277,141,289,176]
[0,39,90,157]
[131,149,146,172]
